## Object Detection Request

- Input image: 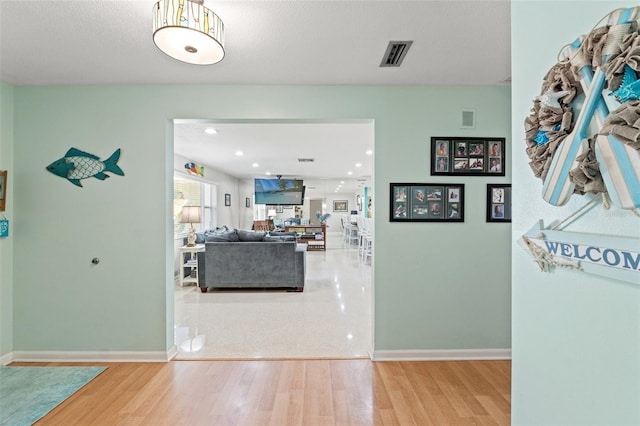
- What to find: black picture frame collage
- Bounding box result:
[431,137,505,176]
[391,184,464,222]
[487,184,512,222]
[390,137,510,223]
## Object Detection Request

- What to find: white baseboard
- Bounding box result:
[166,345,178,361]
[371,348,511,361]
[1,352,14,366]
[10,350,176,363]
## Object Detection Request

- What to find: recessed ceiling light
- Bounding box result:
[265,171,272,176]
[347,171,353,175]
[252,163,259,168]
[204,128,218,135]
[365,150,373,155]
[355,163,362,168]
[235,151,243,156]
[340,181,344,184]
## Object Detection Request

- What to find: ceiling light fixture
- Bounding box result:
[152,0,225,65]
[365,150,373,156]
[252,163,259,168]
[204,127,218,134]
[355,163,362,168]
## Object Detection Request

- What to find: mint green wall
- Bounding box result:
[0,81,14,357]
[10,84,511,355]
[512,2,640,424]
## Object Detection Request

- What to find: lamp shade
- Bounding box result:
[181,206,201,224]
[152,0,225,65]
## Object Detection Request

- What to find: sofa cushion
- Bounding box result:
[237,229,266,242]
[206,229,240,242]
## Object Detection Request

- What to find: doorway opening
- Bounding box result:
[171,119,375,359]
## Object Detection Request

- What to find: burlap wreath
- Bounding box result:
[525,25,640,196]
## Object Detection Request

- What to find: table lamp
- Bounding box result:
[181,206,201,247]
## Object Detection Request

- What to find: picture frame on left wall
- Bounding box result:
[225,193,231,206]
[0,170,7,211]
[246,197,251,208]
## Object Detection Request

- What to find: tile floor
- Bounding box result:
[174,233,372,359]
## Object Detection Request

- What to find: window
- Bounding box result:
[174,175,215,236]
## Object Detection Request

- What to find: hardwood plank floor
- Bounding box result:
[10,359,510,425]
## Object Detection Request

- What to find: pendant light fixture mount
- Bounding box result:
[152,0,225,65]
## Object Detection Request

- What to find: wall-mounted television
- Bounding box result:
[254,178,305,205]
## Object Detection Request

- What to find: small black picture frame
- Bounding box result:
[486,184,511,222]
[390,183,464,222]
[0,170,6,212]
[431,137,505,176]
[245,197,251,208]
[225,193,231,206]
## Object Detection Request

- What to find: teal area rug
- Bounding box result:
[0,365,106,426]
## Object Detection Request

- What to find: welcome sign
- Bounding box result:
[521,221,640,285]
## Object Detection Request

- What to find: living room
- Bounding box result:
[172,120,375,359]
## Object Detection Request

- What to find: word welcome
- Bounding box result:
[536,240,640,271]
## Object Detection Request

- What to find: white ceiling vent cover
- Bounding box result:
[298,158,315,162]
[380,41,413,67]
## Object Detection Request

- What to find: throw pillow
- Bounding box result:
[237,229,266,242]
[205,229,240,242]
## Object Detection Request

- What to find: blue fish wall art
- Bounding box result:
[46,148,124,187]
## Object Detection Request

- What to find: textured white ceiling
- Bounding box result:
[1,0,510,198]
[0,0,511,86]
[174,120,374,198]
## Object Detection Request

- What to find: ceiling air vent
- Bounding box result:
[380,41,413,67]
[298,158,315,163]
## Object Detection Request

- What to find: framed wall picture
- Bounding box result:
[390,183,464,222]
[431,137,505,176]
[333,200,348,212]
[276,205,283,213]
[245,197,251,208]
[225,193,231,206]
[0,170,6,211]
[486,184,512,222]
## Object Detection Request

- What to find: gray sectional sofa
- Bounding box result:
[196,229,306,292]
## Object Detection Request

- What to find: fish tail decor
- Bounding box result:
[46,148,125,187]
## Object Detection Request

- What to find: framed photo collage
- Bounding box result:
[431,137,505,176]
[390,183,464,222]
[389,137,509,223]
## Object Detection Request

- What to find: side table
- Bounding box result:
[179,244,205,287]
